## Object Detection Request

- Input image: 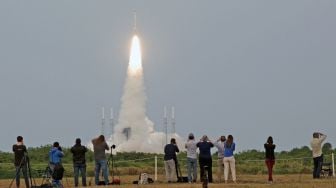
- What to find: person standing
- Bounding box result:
[71,138,88,187]
[49,142,65,187]
[197,135,214,183]
[185,133,198,183]
[213,135,226,182]
[13,136,30,188]
[264,136,276,183]
[223,135,236,183]
[164,138,179,182]
[310,132,327,178]
[92,135,109,185]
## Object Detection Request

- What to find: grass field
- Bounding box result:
[1,174,335,188]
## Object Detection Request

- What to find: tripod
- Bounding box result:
[40,166,53,187]
[108,145,120,185]
[9,152,36,188]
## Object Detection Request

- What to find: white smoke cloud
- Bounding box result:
[107,36,184,153]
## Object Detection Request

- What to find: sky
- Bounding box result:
[0,1,335,153]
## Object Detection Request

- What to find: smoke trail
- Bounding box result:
[108,35,183,153]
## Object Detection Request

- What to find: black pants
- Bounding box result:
[174,159,179,179]
[199,157,212,182]
[313,155,323,178]
[15,165,29,188]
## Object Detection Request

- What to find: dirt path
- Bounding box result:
[1,174,335,188]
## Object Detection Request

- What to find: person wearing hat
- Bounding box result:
[49,141,64,187]
[197,135,214,183]
[71,138,88,187]
[185,133,198,183]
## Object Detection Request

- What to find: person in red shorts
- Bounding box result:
[264,136,275,183]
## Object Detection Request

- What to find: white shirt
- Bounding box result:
[214,141,225,159]
[310,135,327,158]
[185,140,197,159]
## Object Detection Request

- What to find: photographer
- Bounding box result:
[264,136,276,183]
[213,135,226,182]
[223,135,236,183]
[12,136,30,188]
[71,138,88,187]
[92,135,109,185]
[49,142,64,187]
[164,138,179,182]
[197,135,214,183]
[310,132,327,178]
[185,133,197,183]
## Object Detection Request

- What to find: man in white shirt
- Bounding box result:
[185,133,197,183]
[310,132,327,179]
[213,136,226,182]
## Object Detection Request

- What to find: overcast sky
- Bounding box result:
[0,1,335,152]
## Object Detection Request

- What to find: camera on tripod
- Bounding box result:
[108,144,120,185]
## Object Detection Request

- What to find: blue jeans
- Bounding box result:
[313,155,323,178]
[74,163,87,186]
[187,157,197,182]
[15,165,29,188]
[95,160,109,185]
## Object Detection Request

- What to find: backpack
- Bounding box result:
[139,173,149,184]
[52,164,64,180]
[133,173,154,184]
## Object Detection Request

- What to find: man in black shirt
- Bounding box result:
[12,136,30,188]
[164,138,179,182]
[70,138,88,187]
[197,135,214,183]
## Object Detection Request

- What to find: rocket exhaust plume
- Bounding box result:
[128,35,142,75]
[109,34,183,153]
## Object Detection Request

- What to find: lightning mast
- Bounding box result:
[163,106,168,145]
[171,106,176,134]
[101,107,105,136]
